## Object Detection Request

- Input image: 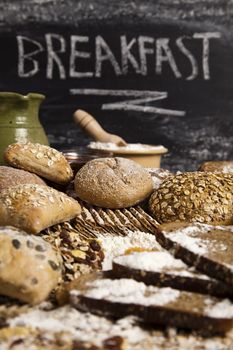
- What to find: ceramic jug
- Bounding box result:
[0,92,49,164]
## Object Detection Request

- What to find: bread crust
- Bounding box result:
[4,142,73,185]
[0,226,62,304]
[0,184,81,233]
[0,166,46,191]
[149,172,233,225]
[74,157,153,208]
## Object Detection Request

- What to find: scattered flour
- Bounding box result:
[88,142,167,153]
[71,278,180,306]
[98,230,162,270]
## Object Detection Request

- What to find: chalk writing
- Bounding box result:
[70,89,186,116]
[17,32,221,80]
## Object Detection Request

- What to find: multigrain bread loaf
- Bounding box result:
[4,142,73,185]
[74,157,153,208]
[0,184,81,234]
[149,172,233,225]
[0,166,46,191]
[0,226,62,304]
[199,161,233,173]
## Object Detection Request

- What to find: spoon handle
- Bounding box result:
[73,109,127,146]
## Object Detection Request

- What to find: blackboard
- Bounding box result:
[0,0,233,171]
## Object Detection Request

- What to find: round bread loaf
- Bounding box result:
[0,166,46,191]
[199,161,233,173]
[149,172,233,225]
[0,226,62,304]
[74,157,153,208]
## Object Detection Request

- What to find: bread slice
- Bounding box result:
[69,272,233,333]
[156,222,233,287]
[112,251,233,299]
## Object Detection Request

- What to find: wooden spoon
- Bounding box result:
[73,109,127,146]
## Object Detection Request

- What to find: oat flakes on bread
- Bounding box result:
[0,166,46,191]
[74,157,153,208]
[0,226,62,304]
[4,142,73,185]
[149,172,233,225]
[0,184,81,234]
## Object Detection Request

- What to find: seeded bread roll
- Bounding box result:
[0,166,46,191]
[74,157,153,208]
[149,172,233,225]
[4,142,73,185]
[199,161,233,173]
[0,226,62,304]
[0,184,81,234]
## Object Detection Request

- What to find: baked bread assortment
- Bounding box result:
[199,160,233,172]
[4,141,73,185]
[0,165,46,191]
[0,226,62,304]
[74,157,153,208]
[149,172,233,225]
[0,140,233,345]
[0,184,81,234]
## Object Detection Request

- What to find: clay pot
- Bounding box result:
[0,92,49,164]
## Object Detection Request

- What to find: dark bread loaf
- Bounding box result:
[69,272,233,333]
[0,166,46,191]
[156,222,233,287]
[0,226,62,304]
[4,142,73,185]
[112,251,233,299]
[149,172,233,225]
[0,184,81,234]
[74,157,153,208]
[199,161,233,173]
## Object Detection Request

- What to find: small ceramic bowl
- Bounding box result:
[87,142,168,168]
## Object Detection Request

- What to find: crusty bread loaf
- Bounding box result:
[0,226,62,304]
[199,161,233,173]
[4,142,73,185]
[74,157,153,208]
[0,166,46,191]
[149,172,233,225]
[0,184,81,234]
